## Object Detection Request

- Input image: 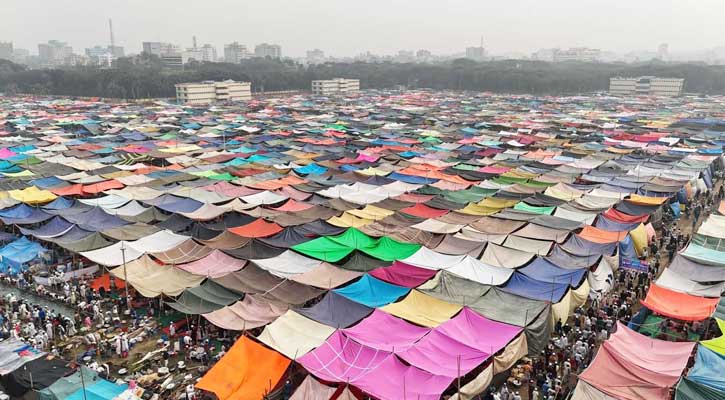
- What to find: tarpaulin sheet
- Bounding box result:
[655,268,725,297]
[701,318,725,356]
[229,218,284,238]
[399,308,521,378]
[66,380,128,400]
[196,336,290,400]
[176,249,247,277]
[417,271,492,304]
[641,284,719,321]
[519,257,587,285]
[479,243,535,268]
[257,310,336,359]
[1,357,70,397]
[289,375,337,400]
[513,223,571,243]
[579,322,695,400]
[295,291,372,328]
[500,272,570,302]
[675,377,725,400]
[289,262,363,289]
[109,255,204,297]
[203,294,288,330]
[687,346,725,392]
[369,261,438,287]
[381,290,462,327]
[167,280,241,314]
[342,309,430,351]
[682,243,725,267]
[298,331,453,400]
[334,274,410,307]
[579,225,628,243]
[467,287,551,355]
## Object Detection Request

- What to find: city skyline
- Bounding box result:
[1,0,724,58]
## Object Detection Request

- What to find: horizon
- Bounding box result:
[2,0,724,58]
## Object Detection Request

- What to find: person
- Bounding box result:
[531,387,540,400]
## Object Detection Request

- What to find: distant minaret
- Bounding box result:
[109,19,115,50]
[193,36,197,49]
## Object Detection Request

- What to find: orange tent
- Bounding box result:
[578,225,628,244]
[641,284,719,321]
[229,219,283,238]
[90,273,125,291]
[626,194,668,206]
[196,336,290,400]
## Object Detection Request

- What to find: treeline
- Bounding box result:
[2,56,725,98]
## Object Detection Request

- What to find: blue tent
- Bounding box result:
[518,257,586,285]
[0,204,53,225]
[687,346,725,392]
[0,237,46,274]
[67,380,128,400]
[19,216,74,238]
[500,272,569,302]
[595,215,641,232]
[334,274,410,308]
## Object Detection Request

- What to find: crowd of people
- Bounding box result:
[484,179,724,400]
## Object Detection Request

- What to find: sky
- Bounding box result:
[1,0,723,57]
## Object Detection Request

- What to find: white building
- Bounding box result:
[609,76,684,97]
[254,43,281,59]
[553,47,601,62]
[465,46,486,60]
[142,41,179,57]
[200,44,217,62]
[311,78,360,95]
[175,80,252,104]
[224,42,249,63]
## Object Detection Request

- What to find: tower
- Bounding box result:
[109,19,115,50]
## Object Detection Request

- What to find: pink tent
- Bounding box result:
[578,322,695,400]
[342,309,430,352]
[175,250,247,277]
[398,308,523,378]
[298,331,453,400]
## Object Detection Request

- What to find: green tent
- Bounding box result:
[676,377,725,400]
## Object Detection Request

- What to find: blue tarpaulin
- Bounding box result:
[518,257,586,285]
[333,274,410,308]
[687,346,725,392]
[67,380,128,400]
[499,272,569,302]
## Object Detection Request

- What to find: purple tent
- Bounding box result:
[295,292,373,328]
[343,310,430,352]
[62,207,129,231]
[398,308,522,377]
[368,261,438,288]
[298,331,453,400]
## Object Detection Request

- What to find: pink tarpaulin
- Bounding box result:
[398,308,522,377]
[0,148,17,159]
[175,250,247,277]
[298,331,453,400]
[343,309,430,352]
[369,261,438,288]
[579,322,695,400]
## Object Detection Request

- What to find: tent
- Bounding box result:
[334,274,410,307]
[641,284,720,321]
[578,322,695,400]
[203,294,288,330]
[257,310,336,359]
[196,336,290,400]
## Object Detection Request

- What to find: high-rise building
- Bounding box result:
[224,42,249,63]
[254,43,281,59]
[306,49,325,64]
[38,40,73,66]
[609,76,684,97]
[142,41,179,57]
[108,45,125,58]
[311,78,360,95]
[657,43,669,61]
[175,80,252,104]
[416,49,432,62]
[552,47,601,62]
[0,42,13,61]
[465,46,486,60]
[12,48,29,64]
[200,44,217,62]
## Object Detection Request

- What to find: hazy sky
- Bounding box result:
[2,0,723,57]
